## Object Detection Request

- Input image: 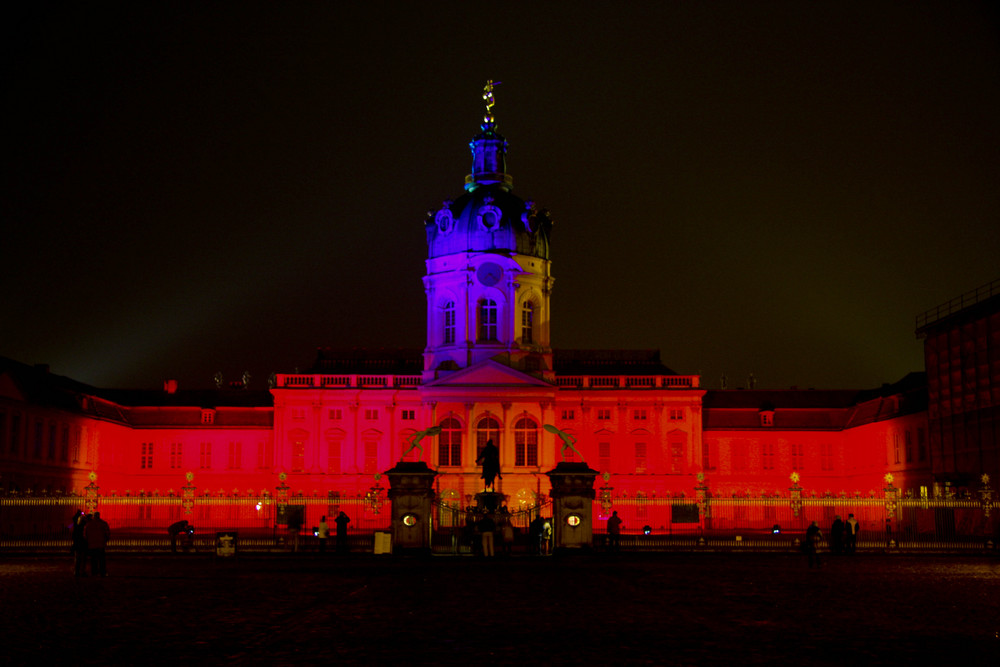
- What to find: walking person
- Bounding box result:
[830,515,845,555]
[334,511,351,553]
[804,520,823,568]
[844,513,860,553]
[84,511,111,576]
[71,510,88,577]
[607,511,623,552]
[317,515,329,554]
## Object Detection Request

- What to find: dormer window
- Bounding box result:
[201,409,216,425]
[759,410,774,427]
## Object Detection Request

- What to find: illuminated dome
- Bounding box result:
[425,83,552,261]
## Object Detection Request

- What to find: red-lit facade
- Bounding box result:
[5,96,987,505]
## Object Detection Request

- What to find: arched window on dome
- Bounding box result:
[520,301,534,344]
[476,416,501,462]
[478,299,498,342]
[442,300,456,345]
[438,417,462,467]
[515,417,538,467]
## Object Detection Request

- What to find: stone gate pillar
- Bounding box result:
[385,461,438,554]
[546,462,599,550]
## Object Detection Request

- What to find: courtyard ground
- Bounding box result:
[1,551,997,665]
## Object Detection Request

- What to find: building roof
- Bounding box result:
[553,349,679,376]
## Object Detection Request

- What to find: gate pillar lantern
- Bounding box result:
[385,461,438,553]
[546,462,599,550]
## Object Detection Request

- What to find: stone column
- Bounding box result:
[546,462,599,550]
[385,461,438,553]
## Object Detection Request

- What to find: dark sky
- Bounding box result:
[4,3,999,391]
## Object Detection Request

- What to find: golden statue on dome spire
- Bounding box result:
[483,79,501,123]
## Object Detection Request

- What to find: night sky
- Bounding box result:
[5,3,999,391]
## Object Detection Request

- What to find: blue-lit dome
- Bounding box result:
[426,118,552,260]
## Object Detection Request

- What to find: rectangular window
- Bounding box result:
[199,442,212,469]
[365,409,379,421]
[561,409,575,420]
[34,421,43,459]
[291,408,305,421]
[328,409,342,420]
[821,443,834,471]
[515,430,539,467]
[791,443,804,470]
[762,442,775,470]
[291,439,305,473]
[141,442,154,469]
[10,414,21,457]
[732,442,748,472]
[892,433,901,465]
[917,427,927,462]
[170,443,183,469]
[257,440,273,469]
[633,409,647,421]
[60,425,70,462]
[364,441,378,475]
[670,409,684,421]
[327,440,341,474]
[72,426,82,463]
[597,409,612,421]
[634,442,647,473]
[228,441,242,469]
[670,440,685,474]
[904,431,913,463]
[401,410,415,421]
[48,423,57,460]
[521,303,533,344]
[702,441,713,471]
[599,442,611,472]
[201,410,215,425]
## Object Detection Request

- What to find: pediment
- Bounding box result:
[425,359,552,388]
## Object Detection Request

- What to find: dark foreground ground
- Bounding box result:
[2,551,997,666]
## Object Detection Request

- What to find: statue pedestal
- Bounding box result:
[474,491,505,514]
[385,461,438,554]
[546,462,599,550]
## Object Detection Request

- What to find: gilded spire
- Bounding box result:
[483,79,501,124]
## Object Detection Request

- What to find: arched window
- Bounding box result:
[515,417,538,467]
[438,417,462,467]
[443,300,456,345]
[476,416,501,462]
[478,299,498,342]
[521,301,534,344]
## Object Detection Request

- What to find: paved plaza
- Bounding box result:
[2,551,997,665]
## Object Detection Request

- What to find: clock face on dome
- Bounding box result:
[477,262,503,286]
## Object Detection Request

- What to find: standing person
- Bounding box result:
[317,515,329,554]
[334,511,351,553]
[71,510,88,577]
[500,517,515,556]
[830,515,845,555]
[84,511,111,577]
[607,511,623,552]
[804,521,823,569]
[479,513,496,557]
[528,515,544,555]
[844,513,860,553]
[167,519,191,554]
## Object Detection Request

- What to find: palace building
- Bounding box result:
[2,87,996,506]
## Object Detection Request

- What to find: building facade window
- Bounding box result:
[478,299,498,342]
[670,409,684,421]
[521,302,534,344]
[328,409,342,420]
[401,410,416,421]
[561,409,575,420]
[917,427,927,462]
[199,442,212,469]
[364,441,378,475]
[365,409,379,421]
[257,440,273,469]
[904,431,913,463]
[327,439,342,473]
[821,442,834,471]
[892,433,901,465]
[443,300,456,345]
[670,439,685,474]
[48,422,56,460]
[291,437,306,473]
[227,441,242,470]
[438,417,462,467]
[634,441,647,473]
[514,417,538,467]
[141,442,154,469]
[599,441,611,472]
[791,443,804,470]
[201,410,215,425]
[170,443,183,469]
[596,409,612,421]
[762,442,775,470]
[60,425,70,462]
[633,409,647,421]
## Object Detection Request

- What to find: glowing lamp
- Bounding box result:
[643,525,652,535]
[566,514,581,527]
[772,524,781,534]
[402,514,418,527]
